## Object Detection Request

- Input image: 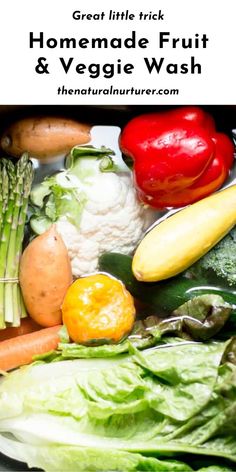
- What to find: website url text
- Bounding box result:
[57,85,179,96]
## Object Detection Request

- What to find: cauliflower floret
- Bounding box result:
[56,172,156,277]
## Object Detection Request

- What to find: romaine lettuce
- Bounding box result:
[0,340,235,471]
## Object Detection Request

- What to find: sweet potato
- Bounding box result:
[19,226,73,327]
[1,116,91,161]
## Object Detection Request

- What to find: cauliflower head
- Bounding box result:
[56,171,155,276]
[30,145,156,277]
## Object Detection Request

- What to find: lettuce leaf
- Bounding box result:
[0,435,221,472]
[0,340,236,470]
[172,294,232,340]
[33,294,232,365]
[0,436,232,472]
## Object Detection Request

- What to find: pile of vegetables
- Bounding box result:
[0,107,235,471]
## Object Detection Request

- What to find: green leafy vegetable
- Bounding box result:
[33,295,233,365]
[0,437,231,472]
[172,294,232,340]
[30,174,87,232]
[130,294,232,343]
[0,340,236,471]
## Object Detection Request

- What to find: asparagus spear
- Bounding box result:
[0,155,34,327]
[0,161,11,327]
[5,155,30,325]
[0,161,15,327]
[14,157,34,321]
[0,163,3,234]
[0,165,3,328]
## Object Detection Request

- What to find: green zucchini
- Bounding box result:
[99,253,236,314]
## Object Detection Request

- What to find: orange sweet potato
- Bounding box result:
[19,226,72,327]
[1,116,91,161]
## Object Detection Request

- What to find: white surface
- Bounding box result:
[0,0,235,104]
[90,126,128,170]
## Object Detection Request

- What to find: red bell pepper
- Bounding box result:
[120,107,234,208]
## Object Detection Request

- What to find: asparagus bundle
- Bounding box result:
[0,154,34,328]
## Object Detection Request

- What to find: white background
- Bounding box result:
[0,0,235,105]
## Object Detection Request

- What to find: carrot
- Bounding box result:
[0,318,41,342]
[0,325,62,372]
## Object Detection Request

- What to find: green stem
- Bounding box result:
[15,160,34,320]
[68,145,130,173]
[0,154,34,327]
[2,168,16,324]
[99,156,120,173]
[0,165,4,329]
[0,161,15,327]
[0,163,3,235]
[5,158,27,325]
[19,290,27,319]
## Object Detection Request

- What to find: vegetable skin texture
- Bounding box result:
[0,325,61,371]
[133,185,236,282]
[99,252,236,312]
[19,226,72,327]
[120,107,234,208]
[190,226,236,287]
[1,117,91,161]
[0,318,41,342]
[62,274,136,344]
